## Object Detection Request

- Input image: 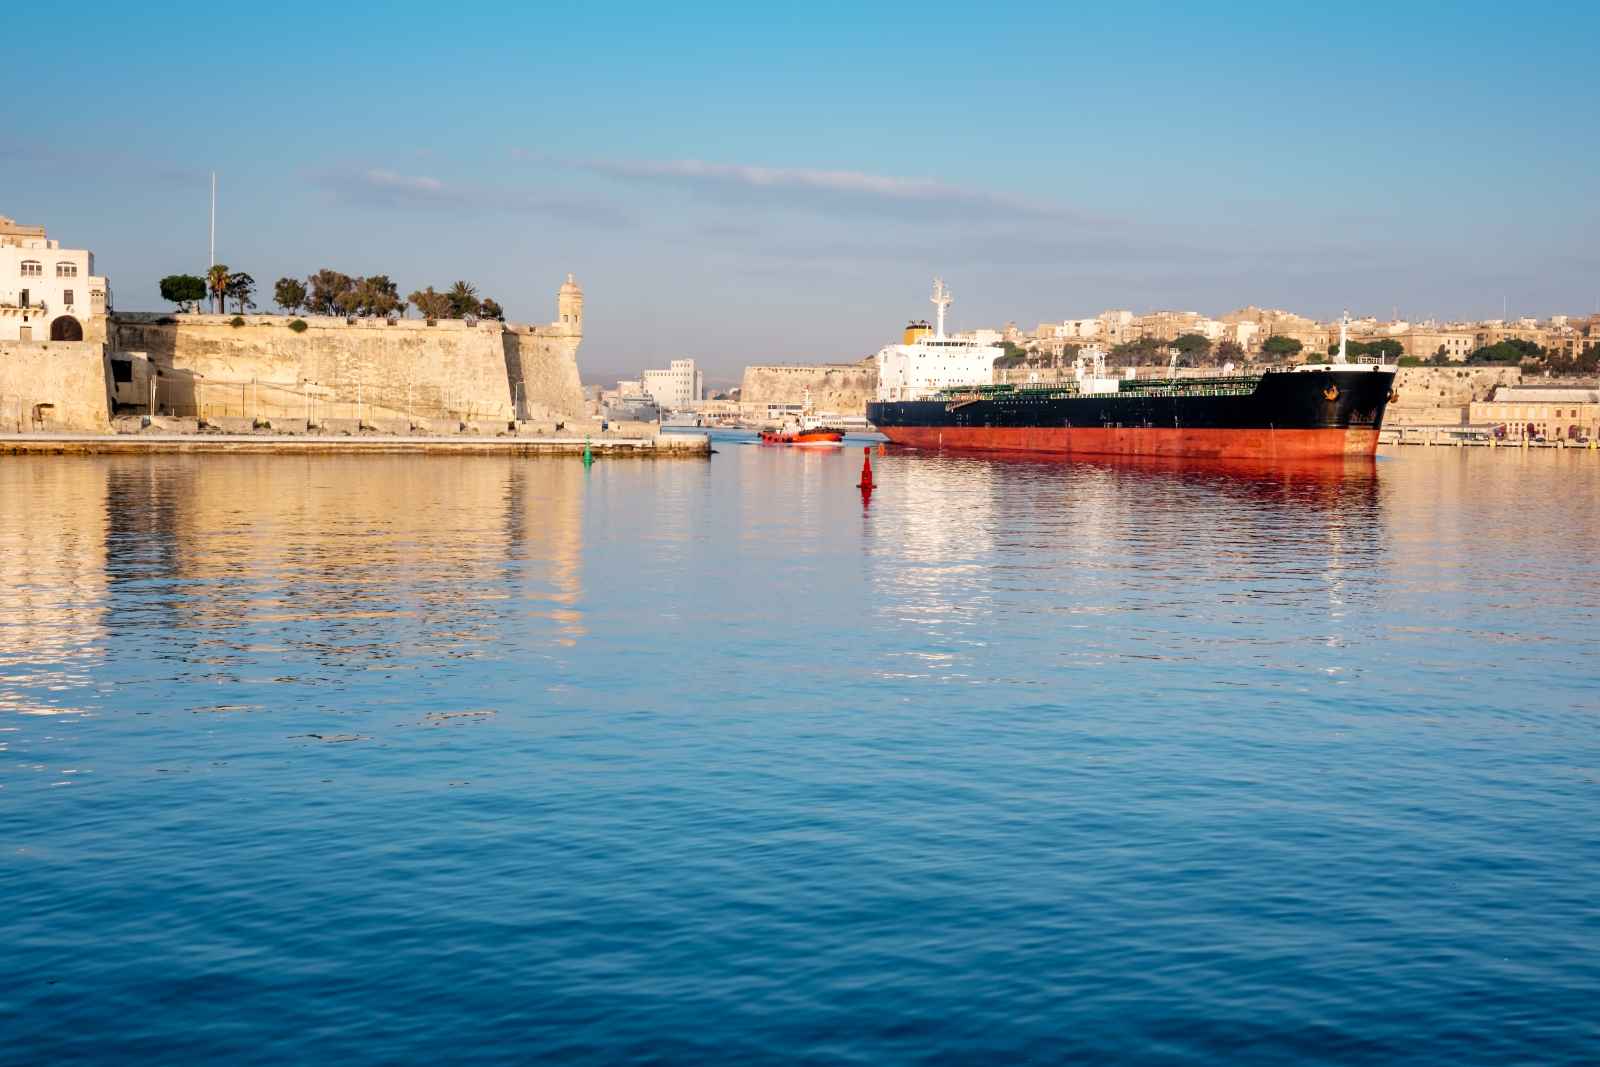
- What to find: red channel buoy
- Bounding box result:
[856,447,874,489]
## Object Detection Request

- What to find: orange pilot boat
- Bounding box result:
[759,425,845,446]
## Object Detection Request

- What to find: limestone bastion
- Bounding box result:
[738,358,878,415]
[0,275,588,432]
[104,275,586,428]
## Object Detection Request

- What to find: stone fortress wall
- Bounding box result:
[0,276,587,433]
[739,359,877,414]
[0,340,113,431]
[107,275,586,428]
[1388,366,1523,427]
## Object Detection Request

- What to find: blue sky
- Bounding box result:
[7,1,1597,381]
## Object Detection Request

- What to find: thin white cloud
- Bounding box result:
[362,168,450,196]
[529,153,1078,221]
[312,167,464,207]
[309,166,633,226]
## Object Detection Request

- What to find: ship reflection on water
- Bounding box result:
[867,449,1388,683]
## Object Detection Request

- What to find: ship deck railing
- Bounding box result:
[938,375,1265,404]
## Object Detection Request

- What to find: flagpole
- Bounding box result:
[209,172,216,268]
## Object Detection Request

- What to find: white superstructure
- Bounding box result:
[875,278,1003,401]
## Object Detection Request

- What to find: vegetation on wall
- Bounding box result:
[1109,336,1174,362]
[408,287,452,322]
[1325,338,1404,361]
[206,264,231,315]
[1261,335,1303,358]
[167,267,507,321]
[1464,338,1539,365]
[159,274,207,312]
[1171,333,1213,361]
[226,272,256,314]
[274,277,308,314]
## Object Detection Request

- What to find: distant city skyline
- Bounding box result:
[8,1,1597,377]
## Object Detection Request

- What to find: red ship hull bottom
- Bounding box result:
[877,426,1380,460]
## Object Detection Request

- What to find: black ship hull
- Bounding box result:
[867,367,1395,460]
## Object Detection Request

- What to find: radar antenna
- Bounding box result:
[931,277,952,339]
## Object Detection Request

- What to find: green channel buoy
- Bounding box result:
[582,436,593,467]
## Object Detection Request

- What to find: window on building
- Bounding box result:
[56,262,77,278]
[63,290,74,306]
[20,260,42,277]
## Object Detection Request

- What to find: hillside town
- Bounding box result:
[597,303,1600,441]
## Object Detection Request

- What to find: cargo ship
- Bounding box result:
[866,280,1396,461]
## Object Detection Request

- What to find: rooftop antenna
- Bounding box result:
[931,277,951,339]
[209,171,216,268]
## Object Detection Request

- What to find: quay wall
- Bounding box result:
[740,360,877,414]
[109,314,584,424]
[0,340,112,431]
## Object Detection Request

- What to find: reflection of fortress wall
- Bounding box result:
[0,340,113,431]
[506,460,587,643]
[127,455,587,648]
[0,459,108,714]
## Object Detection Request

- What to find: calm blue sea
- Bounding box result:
[2,442,1597,1064]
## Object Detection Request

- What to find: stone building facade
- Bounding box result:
[1469,386,1600,441]
[0,213,109,344]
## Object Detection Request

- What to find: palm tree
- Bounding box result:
[446,280,478,319]
[207,264,231,315]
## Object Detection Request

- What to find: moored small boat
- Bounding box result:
[759,426,845,446]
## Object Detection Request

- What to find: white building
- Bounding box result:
[876,279,1002,401]
[0,214,108,342]
[1037,317,1105,342]
[641,359,703,411]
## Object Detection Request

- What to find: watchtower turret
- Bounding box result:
[557,273,583,336]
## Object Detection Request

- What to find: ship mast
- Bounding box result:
[931,277,951,340]
[1336,309,1349,365]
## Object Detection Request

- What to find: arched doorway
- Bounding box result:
[50,316,84,341]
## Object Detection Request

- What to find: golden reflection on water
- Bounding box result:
[0,456,591,722]
[0,461,109,717]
